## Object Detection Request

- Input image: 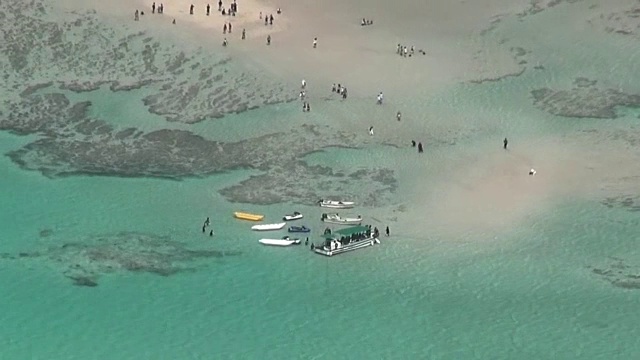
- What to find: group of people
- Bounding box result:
[411,140,424,153]
[361,18,373,26]
[396,44,426,57]
[201,217,214,236]
[331,84,348,99]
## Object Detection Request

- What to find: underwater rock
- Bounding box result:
[531,78,640,119]
[590,257,640,290]
[3,232,241,286]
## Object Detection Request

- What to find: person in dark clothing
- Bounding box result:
[411,140,416,147]
[209,230,214,236]
[206,4,210,15]
[503,137,508,149]
[242,28,245,39]
[190,4,194,15]
[152,2,156,13]
[418,142,423,153]
[202,225,206,233]
[385,226,390,236]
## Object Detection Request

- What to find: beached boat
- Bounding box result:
[312,225,380,256]
[283,212,303,221]
[320,213,362,225]
[259,236,301,247]
[288,225,311,233]
[234,212,265,221]
[251,222,286,231]
[317,199,355,209]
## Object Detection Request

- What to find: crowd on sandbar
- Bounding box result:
[396,44,426,57]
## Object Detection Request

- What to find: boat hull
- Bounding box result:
[313,238,380,256]
[288,226,311,233]
[251,222,286,231]
[321,219,362,225]
[319,204,353,209]
[234,212,265,221]
[283,215,303,221]
[259,239,300,246]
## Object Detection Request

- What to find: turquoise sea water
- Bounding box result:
[2,1,640,360]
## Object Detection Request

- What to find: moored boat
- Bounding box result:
[317,199,355,209]
[312,225,380,256]
[259,236,301,246]
[288,225,311,233]
[251,222,286,231]
[283,212,303,221]
[234,212,265,221]
[320,213,362,225]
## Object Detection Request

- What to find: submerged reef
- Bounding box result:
[0,0,398,206]
[531,78,640,119]
[590,257,640,290]
[0,232,241,287]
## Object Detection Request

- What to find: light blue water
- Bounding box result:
[2,1,640,359]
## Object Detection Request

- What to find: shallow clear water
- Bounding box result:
[2,1,640,359]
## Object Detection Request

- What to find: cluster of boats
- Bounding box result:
[233,199,381,255]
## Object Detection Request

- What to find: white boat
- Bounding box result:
[251,222,286,231]
[259,236,301,246]
[318,199,355,209]
[320,213,362,225]
[312,225,380,256]
[282,212,303,221]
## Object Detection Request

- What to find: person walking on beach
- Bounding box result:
[369,126,374,136]
[396,111,402,121]
[301,79,306,89]
[206,3,210,15]
[385,226,390,236]
[222,37,228,46]
[266,35,271,45]
[172,18,176,24]
[190,4,194,15]
[242,28,246,39]
[152,2,156,13]
[411,140,416,147]
[205,217,210,227]
[209,229,214,236]
[313,37,317,48]
[223,23,227,34]
[202,225,206,233]
[228,22,232,33]
[418,142,423,153]
[159,3,163,14]
[503,137,508,150]
[269,14,274,25]
[218,0,222,11]
[134,10,139,21]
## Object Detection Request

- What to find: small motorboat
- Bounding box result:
[320,213,362,225]
[259,236,301,246]
[283,212,303,221]
[318,199,355,209]
[251,222,286,231]
[288,225,311,233]
[234,212,265,221]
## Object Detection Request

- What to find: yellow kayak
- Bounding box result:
[234,212,265,221]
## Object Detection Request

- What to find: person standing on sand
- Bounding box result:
[411,140,416,147]
[269,14,274,25]
[218,0,222,11]
[228,22,232,33]
[242,28,245,39]
[369,126,374,136]
[223,23,227,34]
[385,226,389,236]
[172,18,176,24]
[159,4,163,14]
[190,4,194,15]
[152,2,156,13]
[301,79,306,89]
[503,137,508,149]
[313,37,317,48]
[396,111,401,121]
[134,10,139,21]
[266,35,271,45]
[418,142,423,153]
[206,4,210,15]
